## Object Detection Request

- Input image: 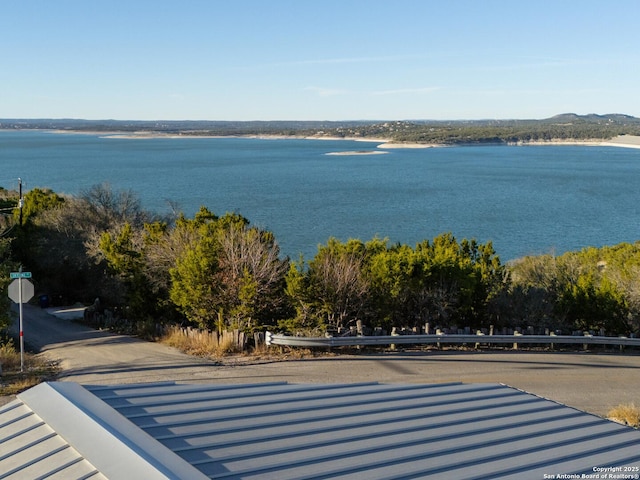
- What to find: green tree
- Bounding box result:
[13,188,65,226]
[367,242,416,328]
[168,209,288,330]
[411,233,503,329]
[98,222,158,320]
[0,238,17,332]
[508,245,638,335]
[285,238,383,332]
[167,208,223,328]
[305,238,372,331]
[15,184,156,305]
[558,273,628,333]
[283,255,322,333]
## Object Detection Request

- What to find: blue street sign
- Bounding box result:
[10,272,32,279]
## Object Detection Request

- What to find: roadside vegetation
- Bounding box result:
[0,182,639,345]
[1,180,639,420]
[160,325,243,358]
[0,340,58,395]
[608,403,640,428]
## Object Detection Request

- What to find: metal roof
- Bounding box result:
[2,381,639,479]
[0,395,106,480]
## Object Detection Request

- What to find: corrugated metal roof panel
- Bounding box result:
[88,382,640,480]
[119,383,524,428]
[18,382,208,480]
[3,381,639,479]
[0,399,105,480]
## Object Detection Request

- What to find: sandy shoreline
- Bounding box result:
[599,135,640,149]
[325,150,389,156]
[510,135,640,149]
[45,130,640,149]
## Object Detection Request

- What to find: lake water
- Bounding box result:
[2,130,639,261]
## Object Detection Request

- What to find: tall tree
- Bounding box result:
[18,184,155,304]
[285,238,376,332]
[168,209,289,330]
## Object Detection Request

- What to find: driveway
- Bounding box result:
[5,303,640,418]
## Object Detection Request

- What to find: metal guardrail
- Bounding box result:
[265,332,640,348]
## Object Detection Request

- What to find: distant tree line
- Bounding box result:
[3,113,640,145]
[322,115,640,144]
[1,184,639,339]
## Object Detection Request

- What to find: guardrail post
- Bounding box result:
[513,331,522,350]
[390,327,399,350]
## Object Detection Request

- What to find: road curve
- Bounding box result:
[10,303,215,385]
[5,303,640,417]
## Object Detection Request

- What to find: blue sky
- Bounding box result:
[2,0,639,121]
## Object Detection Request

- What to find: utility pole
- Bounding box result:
[18,178,23,226]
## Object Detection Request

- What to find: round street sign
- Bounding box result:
[8,279,35,304]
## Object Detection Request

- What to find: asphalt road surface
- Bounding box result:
[6,303,640,418]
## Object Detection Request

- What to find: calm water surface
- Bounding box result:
[2,130,639,261]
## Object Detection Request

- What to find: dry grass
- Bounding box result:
[0,341,21,371]
[216,334,242,356]
[608,403,640,428]
[271,346,316,359]
[0,340,59,396]
[159,327,328,364]
[160,327,242,358]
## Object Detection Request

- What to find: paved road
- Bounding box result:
[6,304,640,417]
[10,304,213,384]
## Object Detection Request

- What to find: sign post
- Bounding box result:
[8,268,34,372]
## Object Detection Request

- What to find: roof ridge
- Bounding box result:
[18,382,208,480]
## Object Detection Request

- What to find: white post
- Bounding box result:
[19,266,24,372]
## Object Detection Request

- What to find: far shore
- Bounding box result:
[599,135,640,149]
[511,135,640,149]
[46,129,640,149]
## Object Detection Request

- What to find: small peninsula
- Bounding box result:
[325,150,389,156]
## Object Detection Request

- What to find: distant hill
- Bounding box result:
[545,113,640,125]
